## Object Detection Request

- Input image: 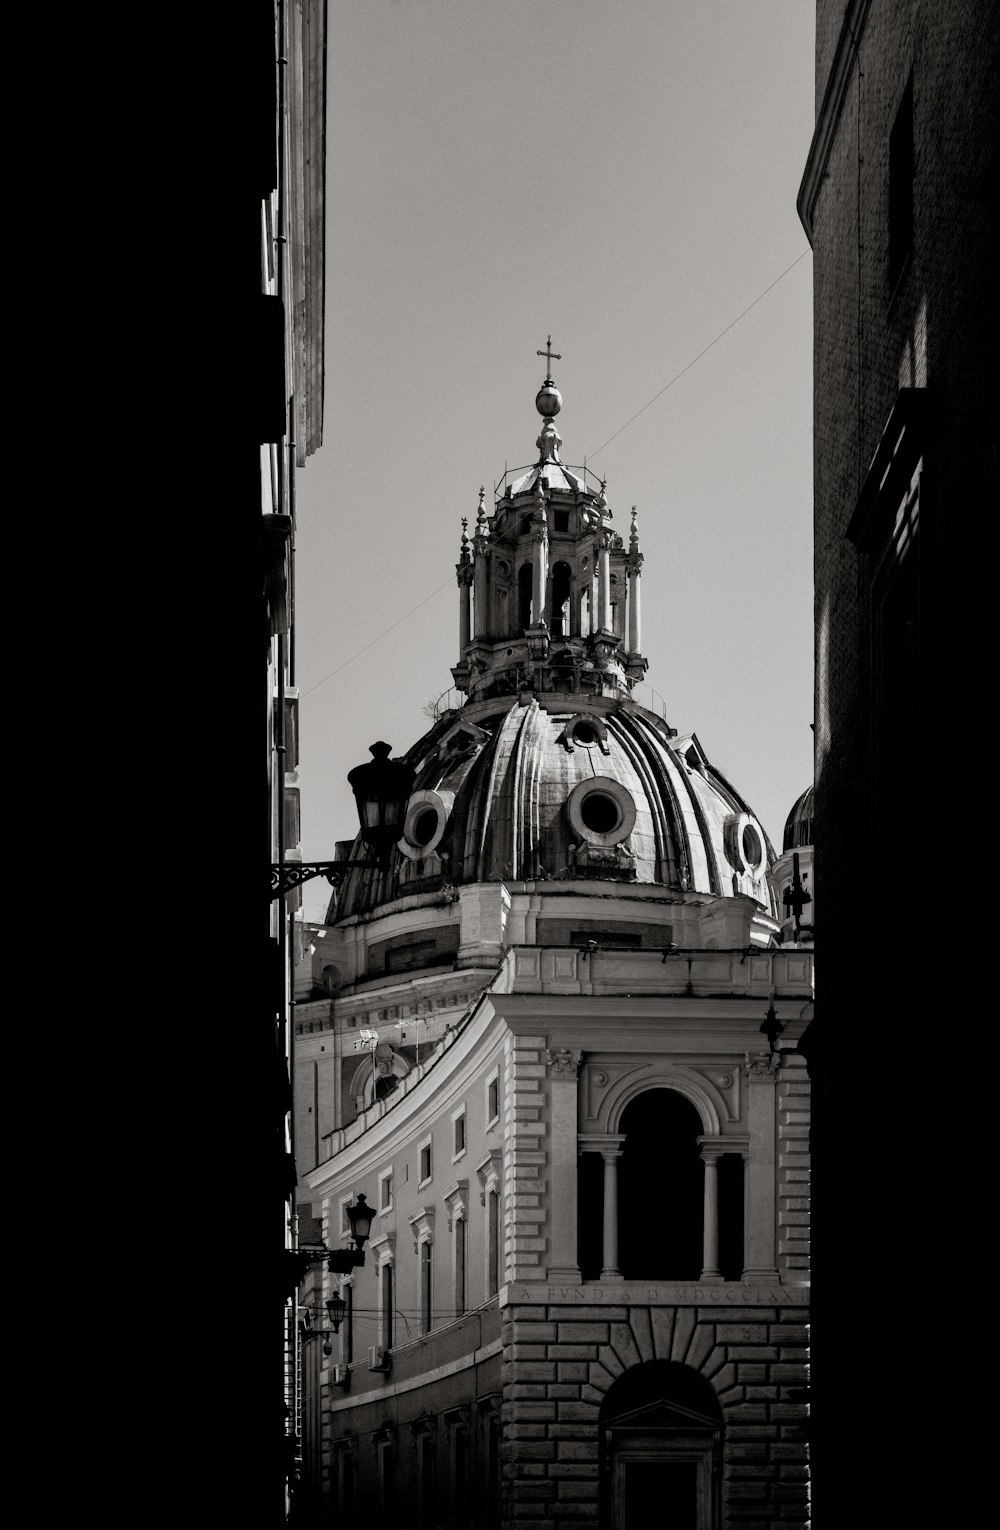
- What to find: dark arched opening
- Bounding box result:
[517,562,533,628]
[600,1361,722,1530]
[717,1154,745,1281]
[618,1089,703,1279]
[550,560,572,636]
[578,1150,604,1279]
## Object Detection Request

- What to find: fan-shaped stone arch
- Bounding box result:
[600,1064,726,1137]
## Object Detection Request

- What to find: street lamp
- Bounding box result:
[325,1290,347,1332]
[345,1192,374,1250]
[271,741,416,898]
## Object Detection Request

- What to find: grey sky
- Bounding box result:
[293,1,815,922]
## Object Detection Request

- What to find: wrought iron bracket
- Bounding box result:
[271,860,373,900]
[295,1243,366,1274]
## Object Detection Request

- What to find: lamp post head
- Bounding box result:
[347,1192,374,1250]
[347,742,416,866]
[326,1291,347,1333]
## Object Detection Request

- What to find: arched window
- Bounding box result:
[550,561,572,636]
[600,1361,723,1530]
[579,584,591,636]
[517,562,533,628]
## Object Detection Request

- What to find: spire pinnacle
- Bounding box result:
[535,337,563,420]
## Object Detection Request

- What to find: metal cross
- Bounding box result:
[536,335,561,378]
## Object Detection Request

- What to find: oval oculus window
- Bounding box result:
[399,789,453,860]
[567,777,637,847]
[413,808,439,847]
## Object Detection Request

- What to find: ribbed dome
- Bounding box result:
[330,693,777,921]
[782,785,814,851]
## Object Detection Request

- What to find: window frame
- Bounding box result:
[418,1135,433,1189]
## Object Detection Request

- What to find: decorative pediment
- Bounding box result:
[368,1231,396,1267]
[442,1179,469,1230]
[607,1397,722,1433]
[407,1206,435,1252]
[474,1149,502,1204]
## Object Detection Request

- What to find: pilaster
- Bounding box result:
[502,1033,549,1283]
[743,1053,781,1281]
[545,1049,582,1281]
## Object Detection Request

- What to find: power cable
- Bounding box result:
[586,249,810,461]
[299,250,811,694]
[300,575,454,699]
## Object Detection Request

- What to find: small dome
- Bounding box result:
[782,786,814,851]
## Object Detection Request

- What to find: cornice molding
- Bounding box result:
[797,0,872,243]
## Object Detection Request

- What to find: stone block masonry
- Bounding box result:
[499,1298,809,1530]
[503,1035,551,1281]
[777,1060,811,1279]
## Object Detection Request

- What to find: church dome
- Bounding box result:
[330,693,777,920]
[782,785,814,851]
[327,354,777,928]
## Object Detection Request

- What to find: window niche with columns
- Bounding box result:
[579,1087,746,1283]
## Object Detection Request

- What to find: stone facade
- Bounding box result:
[500,1296,809,1529]
[798,3,996,1521]
[296,367,811,1526]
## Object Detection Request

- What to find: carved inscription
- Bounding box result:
[503,1282,806,1306]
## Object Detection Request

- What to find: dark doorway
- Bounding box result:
[601,1362,722,1530]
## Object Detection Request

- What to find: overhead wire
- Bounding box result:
[300,249,811,698]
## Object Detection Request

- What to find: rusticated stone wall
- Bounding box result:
[500,1300,809,1528]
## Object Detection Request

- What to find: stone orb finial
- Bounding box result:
[535,382,562,417]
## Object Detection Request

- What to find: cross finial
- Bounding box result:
[536,335,561,380]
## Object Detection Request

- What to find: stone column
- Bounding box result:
[743,1054,781,1281]
[597,531,612,633]
[627,566,641,652]
[458,566,472,652]
[472,487,490,638]
[545,1049,582,1281]
[626,507,643,654]
[601,1148,623,1277]
[473,549,489,638]
[698,1144,723,1282]
[531,482,548,628]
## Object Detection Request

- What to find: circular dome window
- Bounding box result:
[413,808,439,847]
[741,823,763,867]
[567,777,637,847]
[723,812,767,879]
[399,789,454,861]
[572,720,598,747]
[580,792,619,832]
